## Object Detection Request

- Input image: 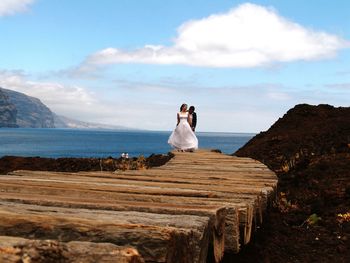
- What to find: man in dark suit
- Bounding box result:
[189,106,197,132]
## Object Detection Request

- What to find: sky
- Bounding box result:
[0,0,349,132]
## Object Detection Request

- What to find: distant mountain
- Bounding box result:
[1,88,55,128]
[0,87,133,130]
[53,114,131,130]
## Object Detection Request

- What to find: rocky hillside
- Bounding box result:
[0,87,132,129]
[0,87,54,128]
[0,89,18,127]
[233,104,350,262]
[236,104,350,173]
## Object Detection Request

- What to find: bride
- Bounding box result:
[168,103,198,151]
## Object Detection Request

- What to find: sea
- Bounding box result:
[0,128,254,158]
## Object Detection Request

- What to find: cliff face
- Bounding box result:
[0,88,131,129]
[0,89,18,127]
[0,87,55,128]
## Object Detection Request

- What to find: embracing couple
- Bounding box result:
[168,104,198,152]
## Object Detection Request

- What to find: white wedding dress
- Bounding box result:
[168,112,198,151]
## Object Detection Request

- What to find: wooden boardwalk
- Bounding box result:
[0,149,277,263]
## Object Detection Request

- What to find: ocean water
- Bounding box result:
[0,129,254,158]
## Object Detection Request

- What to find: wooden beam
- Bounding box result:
[0,236,144,263]
[0,201,210,263]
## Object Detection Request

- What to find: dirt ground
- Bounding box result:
[232,104,350,263]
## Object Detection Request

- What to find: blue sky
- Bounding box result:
[0,0,349,132]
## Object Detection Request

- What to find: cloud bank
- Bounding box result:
[0,70,96,117]
[0,70,290,131]
[1,70,349,132]
[83,3,348,69]
[0,0,35,16]
[0,71,171,129]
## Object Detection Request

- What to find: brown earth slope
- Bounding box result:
[231,104,350,263]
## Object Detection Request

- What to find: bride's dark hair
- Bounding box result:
[180,103,187,111]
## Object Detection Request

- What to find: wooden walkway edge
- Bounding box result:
[0,149,277,263]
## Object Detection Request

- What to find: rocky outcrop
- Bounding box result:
[235,104,350,174]
[1,88,55,128]
[0,89,17,128]
[0,153,174,175]
[232,104,350,262]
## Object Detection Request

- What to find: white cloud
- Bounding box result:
[83,3,349,69]
[325,83,350,89]
[0,70,97,118]
[0,71,177,129]
[0,70,293,131]
[0,0,35,16]
[266,91,291,101]
[1,70,349,132]
[110,80,296,132]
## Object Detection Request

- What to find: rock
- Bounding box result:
[0,87,54,128]
[0,89,17,128]
[235,104,350,173]
[230,104,350,262]
[0,152,175,175]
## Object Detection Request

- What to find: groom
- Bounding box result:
[189,106,197,132]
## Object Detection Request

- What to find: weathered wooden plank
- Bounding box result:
[0,181,258,207]
[0,149,278,258]
[9,170,277,185]
[0,177,219,198]
[5,204,236,255]
[158,166,270,173]
[8,170,277,187]
[0,174,266,209]
[0,236,144,263]
[0,173,270,254]
[0,193,227,262]
[0,175,271,231]
[0,175,273,198]
[166,162,268,168]
[9,168,276,179]
[0,201,211,263]
[164,162,268,168]
[0,178,273,205]
[0,188,248,254]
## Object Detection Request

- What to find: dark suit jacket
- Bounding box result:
[191,112,197,130]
